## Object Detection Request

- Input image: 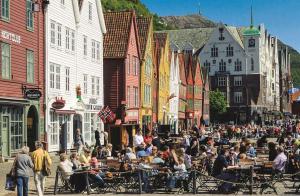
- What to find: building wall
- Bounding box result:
[169,51,179,132]
[0,0,45,155]
[140,21,153,128]
[158,37,170,124]
[125,17,140,123]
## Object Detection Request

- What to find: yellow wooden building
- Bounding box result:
[137,17,154,129]
[154,32,170,124]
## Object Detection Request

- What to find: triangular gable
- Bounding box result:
[125,11,141,60]
[186,54,194,85]
[137,17,153,60]
[178,53,187,85]
[193,58,203,85]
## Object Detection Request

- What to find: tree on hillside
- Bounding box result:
[210,89,227,122]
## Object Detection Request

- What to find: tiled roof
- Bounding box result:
[137,17,152,59]
[163,28,214,51]
[225,26,244,49]
[154,32,168,66]
[103,11,134,58]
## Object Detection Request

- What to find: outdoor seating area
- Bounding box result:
[53,123,300,195]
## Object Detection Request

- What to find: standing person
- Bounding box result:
[74,128,84,153]
[94,129,100,147]
[15,146,34,196]
[32,141,52,196]
[133,129,144,148]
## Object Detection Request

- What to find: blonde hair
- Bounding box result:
[60,153,68,161]
[21,146,29,154]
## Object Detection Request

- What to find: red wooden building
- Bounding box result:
[185,54,194,129]
[103,11,141,147]
[178,53,187,131]
[192,57,203,126]
[0,0,45,156]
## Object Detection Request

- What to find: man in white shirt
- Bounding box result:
[273,146,287,172]
[133,129,144,147]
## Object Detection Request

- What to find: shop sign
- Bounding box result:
[85,104,101,111]
[1,30,21,44]
[25,89,42,100]
[52,98,65,109]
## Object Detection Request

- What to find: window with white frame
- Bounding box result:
[84,113,91,142]
[50,63,60,89]
[65,27,70,50]
[57,23,62,47]
[56,65,61,89]
[234,92,243,103]
[49,111,58,146]
[83,74,88,94]
[50,21,56,45]
[1,42,11,80]
[83,36,87,56]
[96,41,100,62]
[26,50,34,83]
[71,30,75,52]
[1,0,10,20]
[134,57,139,75]
[218,76,226,86]
[145,56,152,76]
[134,86,138,107]
[65,67,70,92]
[127,55,130,74]
[127,86,130,106]
[144,84,151,105]
[234,76,242,86]
[50,63,55,88]
[91,40,96,60]
[96,77,100,96]
[88,2,92,21]
[26,0,33,30]
[91,76,95,95]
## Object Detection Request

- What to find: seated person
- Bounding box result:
[58,153,74,179]
[79,148,92,164]
[88,157,105,188]
[212,149,238,192]
[272,146,287,173]
[136,144,147,158]
[246,143,256,158]
[152,152,165,164]
[285,135,294,149]
[166,157,188,191]
[123,147,136,162]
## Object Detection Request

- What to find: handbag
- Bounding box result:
[42,151,51,176]
[5,156,18,191]
[5,174,16,191]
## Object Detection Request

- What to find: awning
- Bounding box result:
[53,109,76,114]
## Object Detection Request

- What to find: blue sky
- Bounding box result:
[141,0,300,52]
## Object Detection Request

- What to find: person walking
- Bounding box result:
[15,146,34,196]
[32,141,52,196]
[94,129,100,147]
[74,128,84,153]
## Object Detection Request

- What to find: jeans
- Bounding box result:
[16,176,29,196]
[34,172,46,196]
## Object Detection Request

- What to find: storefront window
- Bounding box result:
[10,108,23,151]
[84,113,91,142]
[50,111,58,146]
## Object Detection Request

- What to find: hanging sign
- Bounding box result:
[25,89,42,100]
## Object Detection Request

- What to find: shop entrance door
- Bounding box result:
[1,116,10,157]
[27,106,38,152]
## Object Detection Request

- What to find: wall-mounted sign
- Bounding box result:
[25,89,42,100]
[52,98,65,109]
[1,30,21,44]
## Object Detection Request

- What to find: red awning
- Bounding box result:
[54,109,76,114]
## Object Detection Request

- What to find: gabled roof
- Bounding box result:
[225,25,244,49]
[137,17,152,59]
[104,11,135,58]
[154,32,168,66]
[185,54,194,85]
[178,53,187,85]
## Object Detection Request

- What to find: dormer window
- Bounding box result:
[219,27,225,41]
[248,38,255,47]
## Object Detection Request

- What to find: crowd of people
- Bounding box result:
[9,119,300,195]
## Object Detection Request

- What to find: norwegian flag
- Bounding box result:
[98,106,116,123]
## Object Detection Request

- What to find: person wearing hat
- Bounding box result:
[32,141,52,196]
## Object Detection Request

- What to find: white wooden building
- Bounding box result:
[45,0,106,152]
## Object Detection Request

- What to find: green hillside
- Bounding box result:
[101,0,175,30]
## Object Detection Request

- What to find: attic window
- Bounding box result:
[61,0,65,5]
[88,2,92,21]
[219,27,225,41]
